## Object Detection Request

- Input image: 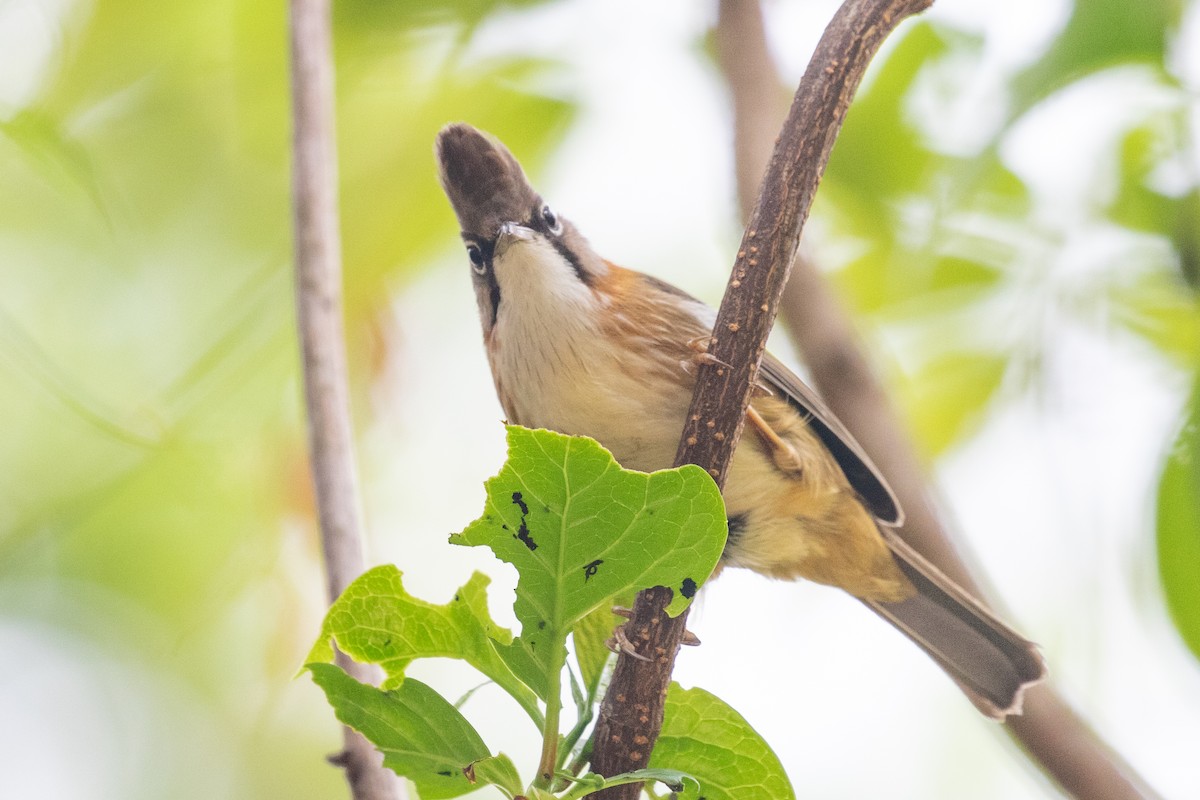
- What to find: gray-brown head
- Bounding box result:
[435,123,609,335]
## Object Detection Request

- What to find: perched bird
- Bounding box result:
[436,122,1044,719]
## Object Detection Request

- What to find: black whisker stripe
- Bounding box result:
[550,236,592,287]
[486,274,501,327]
[466,234,502,328]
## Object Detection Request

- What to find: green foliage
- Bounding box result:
[1157,375,1200,662]
[650,685,795,800]
[450,425,726,688]
[308,426,731,797]
[822,23,1030,458]
[821,4,1200,664]
[898,351,1008,456]
[822,6,1197,462]
[309,664,494,799]
[306,567,544,723]
[0,1,571,796]
[1010,0,1180,116]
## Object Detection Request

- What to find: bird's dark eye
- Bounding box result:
[466,243,485,274]
[541,205,563,235]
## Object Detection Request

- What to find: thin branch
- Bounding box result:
[287,1,402,798]
[588,1,932,796]
[716,0,1162,797]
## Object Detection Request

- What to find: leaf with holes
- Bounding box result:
[306,566,542,724]
[450,425,726,700]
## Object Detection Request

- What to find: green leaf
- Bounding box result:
[450,426,726,702]
[307,663,491,799]
[1109,120,1184,236]
[827,22,951,207]
[898,352,1008,456]
[835,249,1006,319]
[1156,373,1200,663]
[1108,268,1200,366]
[464,753,524,799]
[1010,0,1179,118]
[307,567,543,725]
[649,684,795,800]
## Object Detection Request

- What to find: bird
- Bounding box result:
[435,122,1045,719]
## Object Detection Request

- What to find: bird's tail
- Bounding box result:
[864,528,1046,720]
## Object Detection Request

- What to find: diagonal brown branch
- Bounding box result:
[714,0,1162,797]
[587,1,933,797]
[287,0,402,797]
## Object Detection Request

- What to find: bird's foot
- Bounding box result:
[681,335,731,372]
[606,625,651,662]
[606,606,701,654]
[747,405,805,475]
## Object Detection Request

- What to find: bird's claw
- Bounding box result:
[607,606,701,656]
[683,335,732,371]
[606,625,652,662]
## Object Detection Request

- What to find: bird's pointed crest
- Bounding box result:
[436,123,541,238]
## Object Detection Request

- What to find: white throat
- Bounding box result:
[489,235,607,430]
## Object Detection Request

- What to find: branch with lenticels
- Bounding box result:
[587,1,935,797]
[714,0,1161,798]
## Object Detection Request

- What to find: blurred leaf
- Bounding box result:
[450,426,726,701]
[308,567,543,723]
[835,248,1006,318]
[1107,114,1200,293]
[0,1,577,797]
[1156,373,1200,663]
[828,22,951,208]
[1109,120,1182,235]
[1108,268,1200,366]
[308,663,491,799]
[1175,190,1200,290]
[336,0,553,38]
[925,255,1004,295]
[899,351,1008,456]
[1011,0,1179,117]
[648,684,794,800]
[822,24,1029,323]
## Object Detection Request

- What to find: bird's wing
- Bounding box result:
[757,351,904,526]
[631,266,902,525]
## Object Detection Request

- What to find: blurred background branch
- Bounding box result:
[287,0,401,796]
[592,3,933,795]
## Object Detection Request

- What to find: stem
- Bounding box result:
[558,699,594,770]
[533,650,565,789]
[588,2,933,796]
[562,736,594,785]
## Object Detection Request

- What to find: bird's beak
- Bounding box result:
[494,222,535,259]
